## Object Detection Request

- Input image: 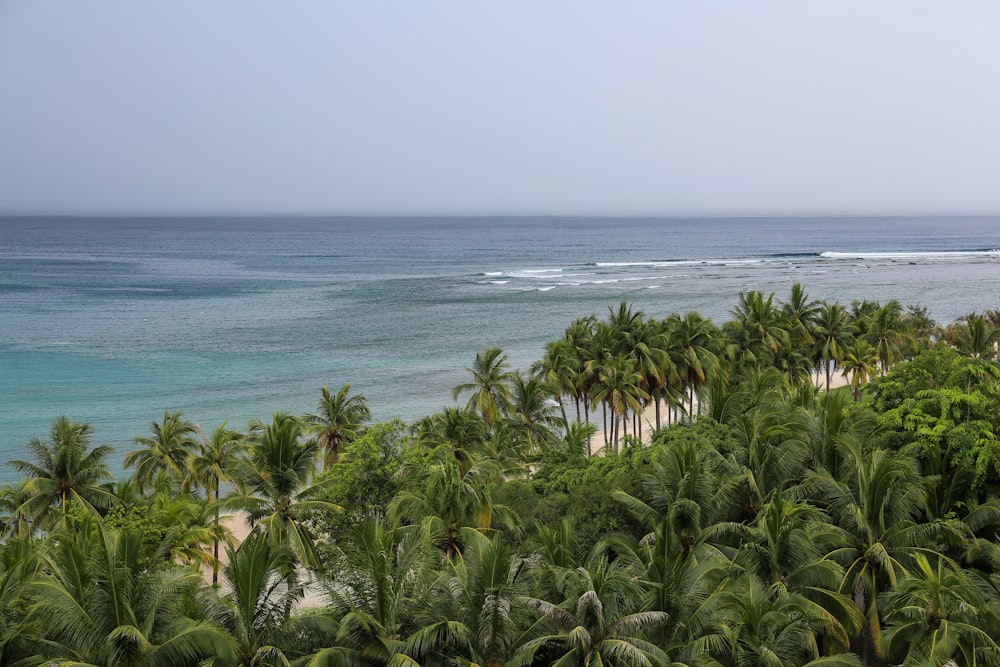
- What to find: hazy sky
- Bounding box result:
[1,2,998,216]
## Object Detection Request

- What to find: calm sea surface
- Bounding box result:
[2,216,999,482]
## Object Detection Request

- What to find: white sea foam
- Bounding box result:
[821,250,1000,260]
[482,271,504,276]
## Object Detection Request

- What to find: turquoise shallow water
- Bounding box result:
[2,215,999,482]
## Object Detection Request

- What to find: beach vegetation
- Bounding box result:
[5,292,1000,666]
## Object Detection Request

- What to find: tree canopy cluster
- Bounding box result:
[3,285,1000,667]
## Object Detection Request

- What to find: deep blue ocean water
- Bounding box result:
[2,216,999,483]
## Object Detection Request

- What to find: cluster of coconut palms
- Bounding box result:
[536,286,1000,450]
[1,285,1000,666]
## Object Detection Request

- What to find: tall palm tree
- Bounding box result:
[863,300,913,372]
[453,347,518,426]
[671,312,722,420]
[533,337,581,432]
[508,372,562,456]
[0,538,40,664]
[8,415,116,530]
[224,413,339,570]
[188,422,245,585]
[310,517,432,666]
[813,302,857,392]
[804,442,931,663]
[28,523,234,666]
[726,290,790,373]
[305,383,371,472]
[124,409,199,492]
[707,572,862,667]
[839,339,879,402]
[589,353,647,452]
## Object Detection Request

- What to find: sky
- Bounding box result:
[0,2,998,217]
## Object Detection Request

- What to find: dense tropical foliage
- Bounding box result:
[4,287,1000,666]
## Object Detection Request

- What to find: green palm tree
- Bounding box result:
[405,533,531,667]
[839,339,879,402]
[224,413,340,570]
[706,572,862,667]
[28,523,234,666]
[805,443,931,662]
[514,558,670,667]
[509,372,563,456]
[125,410,199,492]
[390,454,518,558]
[589,353,647,453]
[533,337,582,431]
[813,302,857,392]
[8,415,117,530]
[188,422,245,585]
[726,290,791,373]
[453,347,518,426]
[881,553,1000,666]
[670,312,722,420]
[948,312,1000,360]
[308,517,432,666]
[305,383,371,472]
[0,538,41,664]
[863,300,913,372]
[215,528,313,667]
[412,406,491,475]
[710,489,862,651]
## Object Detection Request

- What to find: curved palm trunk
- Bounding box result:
[212,477,221,586]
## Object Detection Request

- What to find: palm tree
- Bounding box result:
[453,347,517,426]
[804,442,931,663]
[124,409,199,492]
[671,312,722,420]
[0,538,40,664]
[863,300,913,372]
[309,517,432,666]
[508,372,563,456]
[948,312,1000,359]
[839,339,879,402]
[533,337,582,431]
[813,302,857,392]
[514,558,670,667]
[305,383,371,472]
[881,553,1000,666]
[726,290,791,373]
[28,523,234,666]
[8,415,116,530]
[215,528,311,667]
[412,406,490,475]
[188,422,245,585]
[711,489,863,651]
[224,413,339,570]
[589,353,647,452]
[406,533,532,667]
[390,454,518,558]
[706,572,862,667]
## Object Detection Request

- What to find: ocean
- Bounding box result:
[1,215,999,483]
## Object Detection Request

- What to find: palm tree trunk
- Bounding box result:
[557,397,569,436]
[602,402,608,448]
